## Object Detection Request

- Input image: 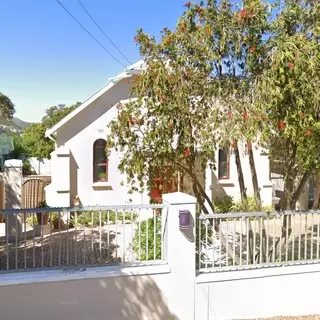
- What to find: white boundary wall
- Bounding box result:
[195,264,320,319]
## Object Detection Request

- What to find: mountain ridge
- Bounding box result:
[0,117,32,134]
[12,117,32,129]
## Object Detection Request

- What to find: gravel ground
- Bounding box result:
[0,223,137,271]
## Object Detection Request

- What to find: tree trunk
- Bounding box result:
[234,142,248,209]
[312,173,320,209]
[270,171,310,260]
[248,147,262,210]
[187,155,240,266]
[290,171,310,210]
[192,181,240,266]
[248,146,267,263]
[234,142,253,263]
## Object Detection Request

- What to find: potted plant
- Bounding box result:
[50,212,65,229]
[98,172,106,181]
[36,200,50,225]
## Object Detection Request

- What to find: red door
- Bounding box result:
[149,167,183,203]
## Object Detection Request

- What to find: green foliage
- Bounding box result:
[0,92,15,119]
[26,214,37,227]
[22,160,36,175]
[9,135,26,159]
[106,0,271,213]
[108,0,320,212]
[253,1,320,208]
[50,212,61,223]
[232,196,274,213]
[21,103,80,159]
[69,210,138,228]
[132,215,162,261]
[214,195,274,213]
[26,211,62,227]
[213,195,234,213]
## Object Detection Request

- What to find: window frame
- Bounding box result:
[218,148,230,180]
[93,139,108,183]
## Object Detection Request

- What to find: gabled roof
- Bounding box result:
[45,60,145,138]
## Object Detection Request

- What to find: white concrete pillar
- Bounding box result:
[162,192,196,320]
[47,147,70,207]
[4,159,23,240]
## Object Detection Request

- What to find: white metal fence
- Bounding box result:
[0,204,166,272]
[197,210,320,272]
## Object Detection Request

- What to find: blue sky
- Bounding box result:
[0,0,187,122]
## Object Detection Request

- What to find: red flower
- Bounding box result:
[161,97,167,103]
[279,121,285,130]
[243,112,248,121]
[247,141,252,150]
[184,148,191,157]
[156,89,161,95]
[180,24,186,31]
[287,61,294,69]
[250,46,256,53]
[168,122,173,129]
[228,111,232,118]
[306,130,312,136]
[129,118,135,126]
[184,1,192,8]
[240,9,247,17]
[298,111,304,119]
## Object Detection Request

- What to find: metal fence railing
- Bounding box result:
[197,210,320,273]
[0,204,166,272]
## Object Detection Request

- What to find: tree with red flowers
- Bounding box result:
[108,0,273,212]
[108,0,320,263]
[255,0,320,211]
[107,0,274,263]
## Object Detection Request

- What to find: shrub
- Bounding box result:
[132,215,161,261]
[213,195,234,213]
[69,210,138,228]
[231,196,274,213]
[22,160,36,176]
[26,214,37,227]
[214,195,274,213]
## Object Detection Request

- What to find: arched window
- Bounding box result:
[93,139,108,182]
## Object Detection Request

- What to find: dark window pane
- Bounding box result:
[218,163,229,179]
[219,149,228,163]
[95,139,106,147]
[94,147,107,164]
[218,149,229,179]
[93,139,107,182]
